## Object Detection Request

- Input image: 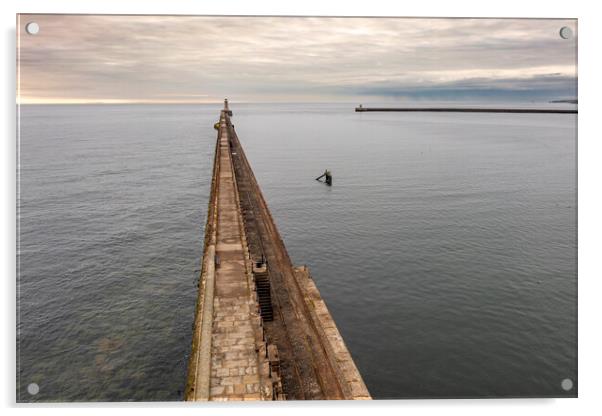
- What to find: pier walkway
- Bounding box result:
[185,102,370,401]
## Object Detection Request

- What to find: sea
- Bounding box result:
[17,102,577,401]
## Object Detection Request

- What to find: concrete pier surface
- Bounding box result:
[185,102,370,401]
[355,106,577,114]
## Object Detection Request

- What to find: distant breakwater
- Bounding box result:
[355,107,577,114]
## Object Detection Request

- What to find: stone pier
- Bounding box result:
[185,102,370,401]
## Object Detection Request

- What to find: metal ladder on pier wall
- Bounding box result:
[253,260,274,321]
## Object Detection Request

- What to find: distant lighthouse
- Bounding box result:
[224,98,232,115]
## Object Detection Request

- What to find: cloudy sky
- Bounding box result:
[17,15,577,104]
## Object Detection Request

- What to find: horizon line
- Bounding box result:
[16,97,578,106]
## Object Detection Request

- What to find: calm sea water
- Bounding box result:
[17,103,577,401]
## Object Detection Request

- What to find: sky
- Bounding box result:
[17,15,577,104]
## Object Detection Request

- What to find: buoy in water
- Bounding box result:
[315,169,332,186]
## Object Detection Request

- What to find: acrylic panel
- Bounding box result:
[16,14,577,402]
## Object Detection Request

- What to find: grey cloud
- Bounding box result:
[347,74,576,100]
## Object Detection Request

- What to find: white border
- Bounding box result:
[3,1,601,415]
